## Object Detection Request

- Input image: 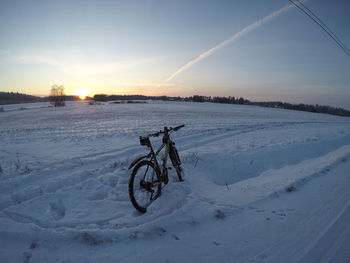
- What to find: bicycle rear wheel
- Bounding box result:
[129,160,161,213]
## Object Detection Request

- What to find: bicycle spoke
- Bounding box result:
[142,164,149,180]
[129,161,161,212]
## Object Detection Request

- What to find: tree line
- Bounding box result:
[93,94,350,117]
[0,92,45,105]
[1,90,349,117]
[188,95,350,117]
[0,89,81,106]
[249,101,350,117]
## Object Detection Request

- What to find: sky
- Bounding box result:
[0,0,349,108]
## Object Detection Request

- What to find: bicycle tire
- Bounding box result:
[169,144,184,182]
[129,160,161,213]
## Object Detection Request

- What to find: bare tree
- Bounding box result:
[49,85,66,107]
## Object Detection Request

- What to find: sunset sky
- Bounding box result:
[0,0,349,108]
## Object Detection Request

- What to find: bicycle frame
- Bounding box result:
[146,136,171,182]
[128,130,173,183]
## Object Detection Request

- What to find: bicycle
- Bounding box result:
[128,125,185,213]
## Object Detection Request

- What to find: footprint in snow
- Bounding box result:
[49,199,66,220]
[87,190,108,201]
[172,234,180,240]
[248,253,268,263]
[22,251,32,263]
[272,209,287,219]
[152,227,166,236]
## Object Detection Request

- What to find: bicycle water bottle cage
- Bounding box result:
[162,127,169,144]
[139,136,150,146]
[162,133,169,144]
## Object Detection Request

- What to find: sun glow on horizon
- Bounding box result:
[74,88,90,100]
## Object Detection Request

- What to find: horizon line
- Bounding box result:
[1,90,349,111]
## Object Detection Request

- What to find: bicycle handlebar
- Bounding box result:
[145,124,185,138]
[160,124,185,134]
[173,124,185,131]
[140,125,184,147]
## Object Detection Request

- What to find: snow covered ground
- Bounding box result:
[1,100,350,263]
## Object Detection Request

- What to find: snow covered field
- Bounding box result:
[1,101,350,263]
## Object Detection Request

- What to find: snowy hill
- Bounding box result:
[1,101,350,262]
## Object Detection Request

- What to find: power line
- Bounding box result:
[295,0,350,55]
[289,0,350,57]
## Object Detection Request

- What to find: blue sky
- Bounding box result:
[0,0,349,108]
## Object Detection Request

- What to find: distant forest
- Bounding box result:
[0,92,79,105]
[1,91,349,117]
[93,94,350,117]
[0,92,46,104]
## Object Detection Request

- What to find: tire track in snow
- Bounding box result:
[237,156,350,263]
[296,193,350,262]
[176,121,306,152]
[193,145,350,207]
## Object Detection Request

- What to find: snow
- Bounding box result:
[1,100,350,262]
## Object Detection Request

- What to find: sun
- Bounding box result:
[74,88,90,100]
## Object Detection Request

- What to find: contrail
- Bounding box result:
[165,3,295,82]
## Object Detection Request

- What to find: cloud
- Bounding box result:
[0,49,10,56]
[9,51,156,76]
[60,60,149,76]
[165,2,295,82]
[14,54,61,67]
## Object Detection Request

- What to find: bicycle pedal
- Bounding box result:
[161,175,169,185]
[153,181,161,186]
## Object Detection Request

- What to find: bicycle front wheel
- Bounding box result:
[129,160,161,213]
